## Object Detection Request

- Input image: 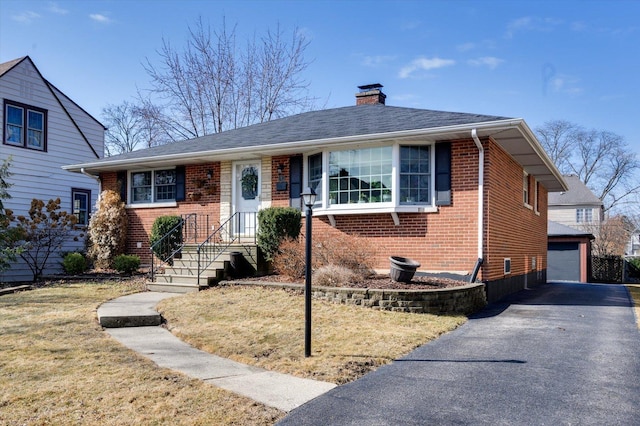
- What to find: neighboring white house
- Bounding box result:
[627,228,640,256]
[0,56,104,282]
[548,174,603,230]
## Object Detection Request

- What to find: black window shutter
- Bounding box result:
[175,166,186,202]
[116,171,127,203]
[435,142,452,206]
[289,155,303,210]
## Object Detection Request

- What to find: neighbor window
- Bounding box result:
[72,189,91,226]
[576,208,593,223]
[130,169,176,204]
[4,100,47,151]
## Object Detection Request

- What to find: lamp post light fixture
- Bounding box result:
[301,187,317,357]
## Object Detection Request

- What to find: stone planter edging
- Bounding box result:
[222,280,487,315]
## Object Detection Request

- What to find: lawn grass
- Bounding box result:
[157,284,467,384]
[627,284,640,329]
[0,281,283,425]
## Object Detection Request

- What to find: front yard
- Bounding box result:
[0,280,466,425]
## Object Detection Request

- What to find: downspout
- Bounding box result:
[470,129,484,282]
[80,168,102,199]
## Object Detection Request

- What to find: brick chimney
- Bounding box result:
[356,83,386,105]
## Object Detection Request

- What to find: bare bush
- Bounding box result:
[313,265,361,287]
[271,232,377,281]
[88,190,128,269]
[313,233,377,276]
[272,237,305,279]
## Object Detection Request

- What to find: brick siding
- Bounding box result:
[98,139,550,301]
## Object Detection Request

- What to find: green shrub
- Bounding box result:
[257,207,302,261]
[149,215,183,262]
[113,254,140,275]
[62,252,87,275]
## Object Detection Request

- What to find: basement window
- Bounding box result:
[504,258,511,275]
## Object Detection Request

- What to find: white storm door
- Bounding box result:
[233,161,261,237]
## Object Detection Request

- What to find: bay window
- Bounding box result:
[400,145,430,204]
[307,142,450,211]
[327,146,392,205]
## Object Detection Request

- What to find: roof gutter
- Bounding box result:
[471,129,484,281]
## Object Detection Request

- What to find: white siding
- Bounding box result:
[548,205,601,228]
[0,58,103,282]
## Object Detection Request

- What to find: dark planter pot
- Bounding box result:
[389,256,421,283]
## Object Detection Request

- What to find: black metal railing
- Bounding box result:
[149,213,198,281]
[197,212,257,286]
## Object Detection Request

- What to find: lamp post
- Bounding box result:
[301,187,317,357]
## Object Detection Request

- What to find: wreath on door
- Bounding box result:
[241,166,258,200]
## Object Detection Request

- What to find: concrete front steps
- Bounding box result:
[147,243,258,294]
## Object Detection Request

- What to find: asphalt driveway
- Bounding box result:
[278,282,640,425]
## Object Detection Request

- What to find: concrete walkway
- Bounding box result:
[278,282,640,425]
[97,292,336,412]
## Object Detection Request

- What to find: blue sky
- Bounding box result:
[1,0,639,155]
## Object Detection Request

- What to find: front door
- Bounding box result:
[234,161,261,237]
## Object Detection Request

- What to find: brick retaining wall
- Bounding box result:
[226,281,487,315]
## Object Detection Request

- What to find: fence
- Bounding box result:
[591,255,623,283]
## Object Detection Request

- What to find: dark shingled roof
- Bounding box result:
[89,104,510,163]
[548,220,594,238]
[0,57,25,77]
[548,175,602,206]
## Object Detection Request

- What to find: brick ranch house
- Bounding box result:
[64,85,566,302]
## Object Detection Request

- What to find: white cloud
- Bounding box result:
[549,75,583,96]
[48,2,68,15]
[362,55,396,67]
[12,11,41,23]
[398,57,455,79]
[90,13,111,24]
[457,42,476,52]
[467,56,504,69]
[506,16,562,38]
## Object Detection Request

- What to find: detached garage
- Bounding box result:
[548,221,594,282]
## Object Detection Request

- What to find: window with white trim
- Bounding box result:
[504,258,511,274]
[130,169,176,204]
[400,145,430,204]
[72,189,91,226]
[326,146,392,205]
[576,208,593,223]
[308,153,323,203]
[3,100,47,151]
[523,172,529,205]
[307,142,448,210]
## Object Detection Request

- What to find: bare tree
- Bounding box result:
[102,102,144,155]
[587,215,635,257]
[102,100,171,155]
[536,120,640,213]
[139,16,313,141]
